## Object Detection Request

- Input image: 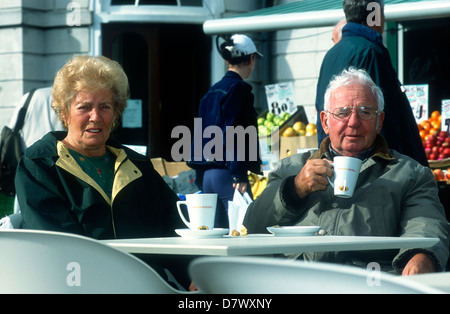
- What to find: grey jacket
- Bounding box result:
[244,136,449,272]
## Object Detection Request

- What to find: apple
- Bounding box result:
[438,153,447,160]
[429,153,438,160]
[439,131,448,138]
[444,148,450,156]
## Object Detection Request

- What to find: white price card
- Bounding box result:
[122,99,142,128]
[442,100,450,134]
[265,82,298,116]
[405,84,428,123]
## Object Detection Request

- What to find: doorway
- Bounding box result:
[102,23,211,159]
[403,18,450,114]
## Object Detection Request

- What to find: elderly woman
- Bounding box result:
[15,55,182,240]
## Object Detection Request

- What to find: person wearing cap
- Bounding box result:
[188,34,263,228]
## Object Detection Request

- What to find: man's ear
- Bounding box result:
[377,112,385,133]
[320,111,330,135]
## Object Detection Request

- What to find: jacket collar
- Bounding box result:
[27,131,147,162]
[342,22,384,48]
[224,70,244,81]
[310,134,394,162]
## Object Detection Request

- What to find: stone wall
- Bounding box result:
[0,0,91,128]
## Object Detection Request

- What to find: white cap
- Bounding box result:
[226,34,263,58]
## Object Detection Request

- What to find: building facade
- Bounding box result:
[1,0,449,160]
[0,0,269,159]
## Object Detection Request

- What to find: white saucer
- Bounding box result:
[175,228,229,239]
[266,226,320,237]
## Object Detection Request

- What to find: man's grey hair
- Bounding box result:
[324,67,385,112]
[343,0,385,25]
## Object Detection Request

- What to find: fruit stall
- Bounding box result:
[417,110,450,216]
[253,103,317,198]
[257,106,318,159]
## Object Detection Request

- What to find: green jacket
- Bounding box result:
[16,131,183,240]
[244,136,449,272]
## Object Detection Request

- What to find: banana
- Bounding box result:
[251,179,260,196]
[248,172,268,199]
[254,177,267,199]
[248,172,257,187]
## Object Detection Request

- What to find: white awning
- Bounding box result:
[203,0,450,35]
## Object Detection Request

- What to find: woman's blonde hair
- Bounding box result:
[51,55,129,127]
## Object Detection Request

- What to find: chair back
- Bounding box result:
[8,212,21,228]
[189,256,443,294]
[0,229,185,294]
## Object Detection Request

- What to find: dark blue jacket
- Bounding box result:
[16,131,183,240]
[189,71,261,182]
[315,22,428,167]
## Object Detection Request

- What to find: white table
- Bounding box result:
[102,235,439,256]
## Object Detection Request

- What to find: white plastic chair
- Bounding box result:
[189,256,443,294]
[0,212,22,229]
[0,229,192,294]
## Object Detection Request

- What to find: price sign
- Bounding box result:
[405,84,428,123]
[122,99,142,128]
[265,82,298,116]
[442,100,450,134]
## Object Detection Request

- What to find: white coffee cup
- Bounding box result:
[327,156,362,198]
[176,193,217,230]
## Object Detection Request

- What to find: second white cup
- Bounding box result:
[176,193,217,230]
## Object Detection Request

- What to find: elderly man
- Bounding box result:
[244,68,449,275]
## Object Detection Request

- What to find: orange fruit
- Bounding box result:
[419,130,427,139]
[431,120,440,130]
[430,111,441,121]
[429,128,439,137]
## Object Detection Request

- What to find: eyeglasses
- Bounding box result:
[326,106,380,121]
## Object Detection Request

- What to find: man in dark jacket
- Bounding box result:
[315,0,428,166]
